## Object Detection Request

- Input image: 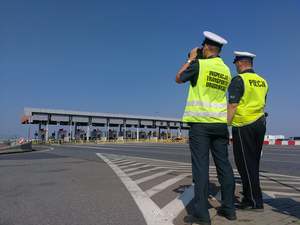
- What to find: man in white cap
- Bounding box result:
[176,31,236,224]
[228,51,268,211]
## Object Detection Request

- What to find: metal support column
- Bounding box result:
[158,127,161,140]
[69,117,73,141]
[124,120,127,141]
[38,123,42,141]
[107,120,110,141]
[167,126,171,140]
[45,122,49,142]
[86,117,91,141]
[137,123,140,141]
[177,127,182,138]
[74,123,77,140]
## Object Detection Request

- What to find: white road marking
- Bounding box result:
[97,152,300,224]
[119,163,145,169]
[135,170,174,184]
[124,165,154,173]
[263,191,300,198]
[209,176,300,185]
[96,153,174,225]
[113,160,137,166]
[162,185,195,221]
[128,167,165,177]
[68,145,116,150]
[146,174,189,197]
[260,172,300,179]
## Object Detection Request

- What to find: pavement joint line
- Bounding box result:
[96,153,174,225]
[146,174,190,197]
[124,165,154,173]
[135,170,175,185]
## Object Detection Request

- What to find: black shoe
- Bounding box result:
[217,208,237,221]
[183,215,211,225]
[236,202,264,212]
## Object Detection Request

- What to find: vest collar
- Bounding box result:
[240,68,255,74]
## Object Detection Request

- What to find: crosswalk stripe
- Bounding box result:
[128,167,165,176]
[210,177,300,186]
[135,170,174,184]
[115,161,138,167]
[162,185,194,221]
[260,172,300,179]
[263,191,300,198]
[111,159,133,164]
[146,174,189,197]
[96,153,174,225]
[119,163,146,169]
[124,165,154,173]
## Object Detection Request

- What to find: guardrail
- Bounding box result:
[0,142,32,154]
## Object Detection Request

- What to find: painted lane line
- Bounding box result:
[261,185,299,190]
[119,163,146,169]
[263,191,300,199]
[124,165,154,173]
[135,170,174,184]
[115,161,137,167]
[67,145,116,150]
[210,177,300,185]
[128,167,165,177]
[109,154,190,166]
[117,161,140,167]
[96,153,174,225]
[162,185,195,222]
[260,172,300,179]
[110,159,134,164]
[146,174,189,197]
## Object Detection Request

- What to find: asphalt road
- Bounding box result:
[54,143,300,177]
[0,143,299,225]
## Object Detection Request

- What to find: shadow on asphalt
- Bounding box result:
[265,198,300,220]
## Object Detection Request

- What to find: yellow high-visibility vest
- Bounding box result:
[232,72,268,127]
[182,58,231,123]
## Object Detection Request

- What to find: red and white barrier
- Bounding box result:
[263,140,300,146]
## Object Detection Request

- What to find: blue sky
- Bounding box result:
[1,0,300,137]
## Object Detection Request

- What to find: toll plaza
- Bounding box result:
[21,107,190,142]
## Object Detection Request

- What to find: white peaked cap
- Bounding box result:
[203,31,228,45]
[234,51,256,58]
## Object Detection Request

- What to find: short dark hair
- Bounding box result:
[205,44,221,54]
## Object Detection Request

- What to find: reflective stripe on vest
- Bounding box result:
[182,57,231,123]
[232,73,268,127]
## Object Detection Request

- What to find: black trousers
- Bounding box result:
[232,116,266,208]
[189,123,235,221]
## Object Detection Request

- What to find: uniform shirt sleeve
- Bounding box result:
[228,76,244,104]
[179,60,199,86]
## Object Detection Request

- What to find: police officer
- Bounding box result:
[228,51,268,211]
[176,31,236,224]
